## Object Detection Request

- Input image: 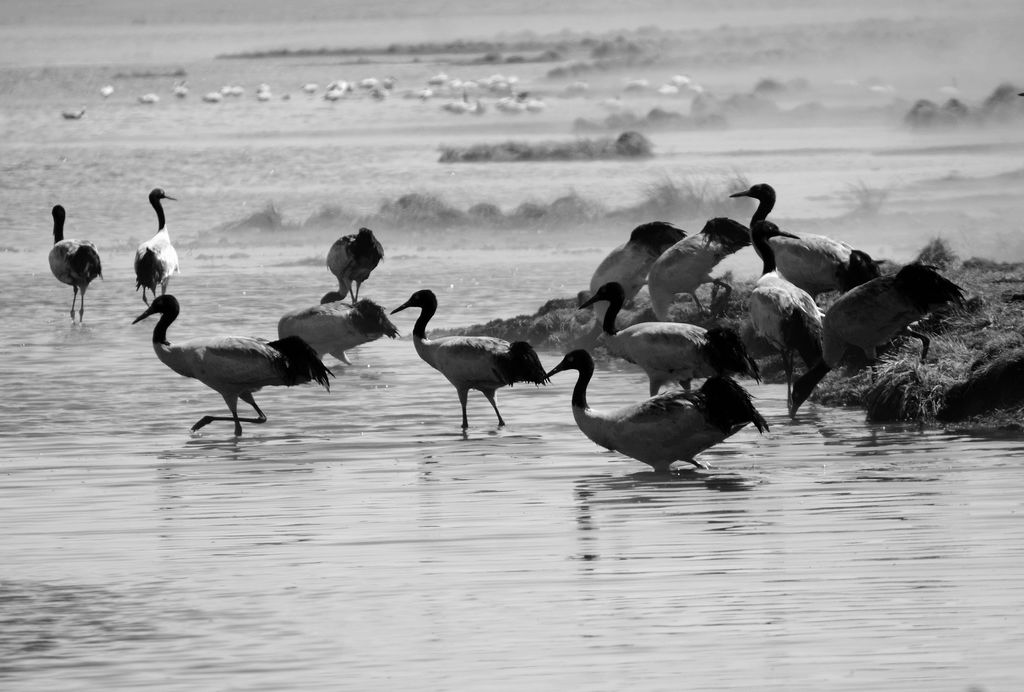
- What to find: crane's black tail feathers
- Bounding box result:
[350,299,400,339]
[700,217,751,254]
[791,360,832,415]
[703,326,761,382]
[500,341,550,386]
[71,245,103,281]
[782,309,824,369]
[695,376,769,435]
[894,263,966,313]
[352,227,384,263]
[269,335,334,391]
[135,248,160,291]
[629,221,687,253]
[837,249,880,292]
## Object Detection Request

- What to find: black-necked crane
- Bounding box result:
[587,220,686,327]
[546,349,768,473]
[580,281,760,395]
[647,217,751,319]
[278,295,399,365]
[390,289,548,429]
[48,204,102,322]
[132,295,332,436]
[748,219,824,417]
[730,182,879,295]
[327,227,384,302]
[134,188,178,305]
[790,263,965,414]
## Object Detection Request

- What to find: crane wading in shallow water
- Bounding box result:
[327,227,384,302]
[790,263,965,415]
[730,183,879,296]
[747,219,824,417]
[390,289,548,429]
[646,217,751,319]
[134,188,178,305]
[133,295,333,436]
[277,294,399,365]
[546,349,768,473]
[587,220,687,329]
[580,281,760,395]
[48,204,102,322]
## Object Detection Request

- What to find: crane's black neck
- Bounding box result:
[150,195,167,231]
[411,297,437,339]
[151,307,178,345]
[751,221,778,276]
[52,207,65,244]
[750,193,775,225]
[599,290,624,336]
[571,360,593,410]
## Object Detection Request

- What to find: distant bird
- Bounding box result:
[202,91,223,103]
[326,227,384,302]
[581,281,760,395]
[647,217,751,318]
[587,221,687,327]
[747,219,824,417]
[100,85,114,98]
[133,295,332,436]
[278,296,399,365]
[48,204,102,322]
[390,289,548,429]
[302,83,319,94]
[61,108,86,120]
[790,263,965,414]
[730,183,879,295]
[546,349,768,472]
[137,93,160,104]
[172,81,189,98]
[134,188,178,304]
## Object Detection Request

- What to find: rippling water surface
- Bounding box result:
[4,29,1024,692]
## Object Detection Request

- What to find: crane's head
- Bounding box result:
[545,349,594,379]
[390,289,437,315]
[729,183,775,204]
[578,281,626,311]
[149,188,176,203]
[133,294,180,323]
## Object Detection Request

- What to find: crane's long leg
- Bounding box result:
[70,286,79,321]
[783,350,795,418]
[457,388,470,429]
[78,284,87,322]
[481,389,506,427]
[689,291,707,314]
[711,279,732,315]
[191,393,267,436]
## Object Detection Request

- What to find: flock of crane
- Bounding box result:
[47,184,964,472]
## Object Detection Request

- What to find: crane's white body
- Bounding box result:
[602,322,712,395]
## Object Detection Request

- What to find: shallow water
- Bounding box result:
[4,21,1024,692]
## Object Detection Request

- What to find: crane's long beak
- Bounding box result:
[132,305,157,324]
[390,301,411,314]
[164,195,177,201]
[545,358,570,380]
[578,294,601,310]
[729,190,752,198]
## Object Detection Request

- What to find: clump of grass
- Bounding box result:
[914,237,957,269]
[843,181,889,217]
[619,174,751,224]
[375,193,466,228]
[863,338,970,422]
[220,204,286,232]
[438,132,652,163]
